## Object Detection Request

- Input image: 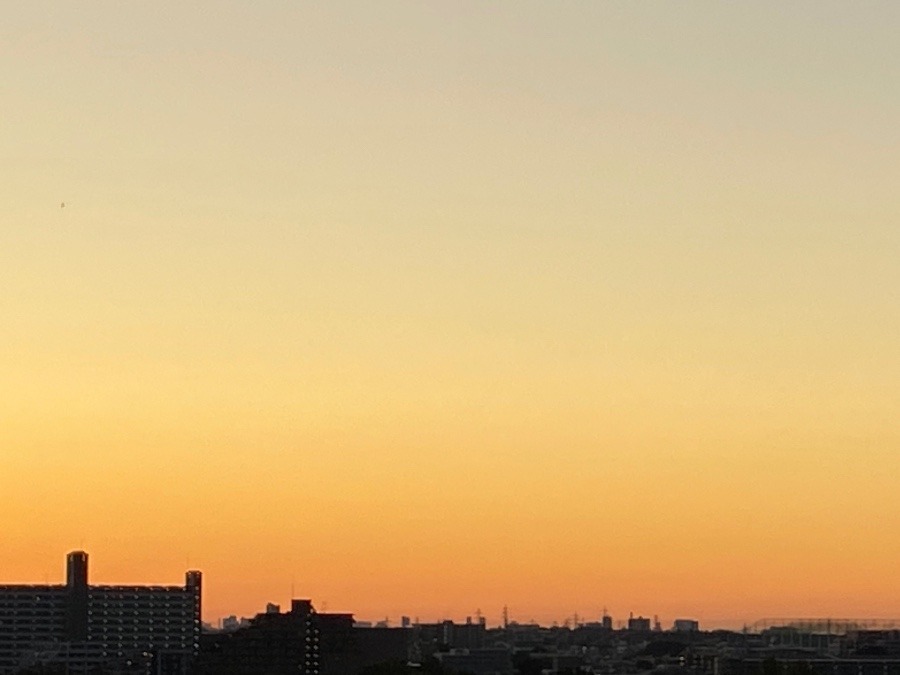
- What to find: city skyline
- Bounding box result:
[6,554,898,674]
[4,550,897,634]
[3,2,899,630]
[7,550,900,636]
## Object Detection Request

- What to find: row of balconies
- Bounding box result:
[0,623,64,630]
[89,600,192,608]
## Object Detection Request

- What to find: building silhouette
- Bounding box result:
[0,551,201,674]
[196,599,409,675]
[627,614,652,632]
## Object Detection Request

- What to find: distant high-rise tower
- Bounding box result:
[601,609,613,631]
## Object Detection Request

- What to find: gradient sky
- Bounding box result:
[2,2,899,629]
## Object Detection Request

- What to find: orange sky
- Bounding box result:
[2,2,899,629]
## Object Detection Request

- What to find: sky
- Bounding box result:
[2,1,899,629]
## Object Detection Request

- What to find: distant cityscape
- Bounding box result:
[2,552,899,675]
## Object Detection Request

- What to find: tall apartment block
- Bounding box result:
[0,551,201,674]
